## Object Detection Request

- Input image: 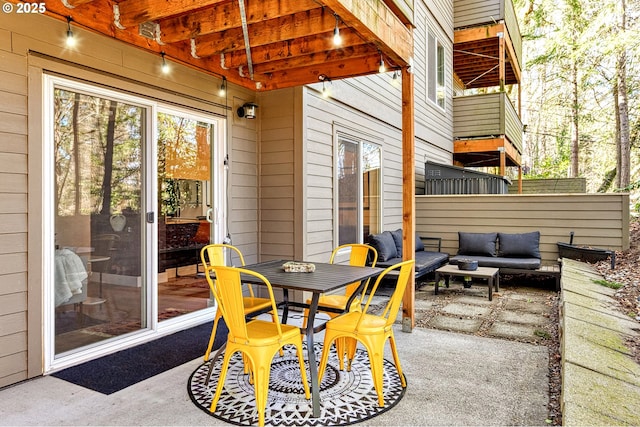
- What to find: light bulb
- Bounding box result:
[65,17,75,47]
[378,54,386,73]
[219,77,227,97]
[161,53,170,74]
[333,15,342,46]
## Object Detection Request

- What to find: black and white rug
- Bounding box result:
[188,343,406,426]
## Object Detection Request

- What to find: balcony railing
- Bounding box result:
[454,0,522,69]
[453,92,523,154]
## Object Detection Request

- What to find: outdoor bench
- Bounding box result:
[367,229,449,283]
[448,231,561,291]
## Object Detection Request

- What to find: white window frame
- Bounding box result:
[427,28,446,111]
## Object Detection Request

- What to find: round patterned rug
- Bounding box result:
[188,343,406,426]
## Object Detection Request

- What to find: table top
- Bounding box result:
[436,264,499,277]
[242,259,384,294]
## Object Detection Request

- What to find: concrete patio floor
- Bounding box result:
[0,282,552,426]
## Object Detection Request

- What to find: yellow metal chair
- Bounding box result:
[207,265,310,427]
[317,259,415,407]
[302,243,378,370]
[200,244,273,361]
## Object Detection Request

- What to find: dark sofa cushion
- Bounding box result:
[377,251,449,276]
[498,231,541,258]
[390,229,425,254]
[450,255,541,270]
[368,231,397,262]
[458,232,498,257]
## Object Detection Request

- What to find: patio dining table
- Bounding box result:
[240,259,384,418]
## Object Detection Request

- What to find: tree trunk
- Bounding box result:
[100,100,117,215]
[72,92,81,215]
[617,0,631,188]
[570,60,579,178]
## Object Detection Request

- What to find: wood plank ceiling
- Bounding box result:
[25,0,413,91]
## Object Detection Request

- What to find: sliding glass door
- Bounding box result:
[51,81,147,355]
[46,75,225,367]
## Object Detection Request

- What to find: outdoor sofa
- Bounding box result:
[448,231,561,290]
[367,229,449,282]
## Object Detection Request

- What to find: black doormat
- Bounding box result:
[52,320,227,395]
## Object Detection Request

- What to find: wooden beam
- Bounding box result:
[254,53,384,90]
[193,7,335,57]
[251,44,376,75]
[62,0,96,7]
[400,66,415,331]
[115,0,227,28]
[159,0,320,43]
[322,0,413,66]
[221,29,366,69]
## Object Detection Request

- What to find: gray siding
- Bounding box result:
[453,92,523,153]
[416,194,630,265]
[508,178,587,194]
[257,88,297,261]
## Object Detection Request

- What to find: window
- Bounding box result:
[427,30,446,110]
[337,135,381,245]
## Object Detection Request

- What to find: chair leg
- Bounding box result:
[204,312,221,361]
[388,333,407,387]
[210,348,235,413]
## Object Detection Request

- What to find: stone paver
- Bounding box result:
[429,315,483,333]
[488,321,545,341]
[498,310,548,325]
[441,303,492,317]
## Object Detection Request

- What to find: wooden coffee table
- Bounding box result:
[434,264,500,301]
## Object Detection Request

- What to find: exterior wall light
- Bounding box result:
[237,102,258,119]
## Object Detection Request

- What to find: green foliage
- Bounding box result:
[592,279,624,289]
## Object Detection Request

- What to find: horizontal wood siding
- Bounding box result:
[454,0,502,28]
[454,92,522,153]
[416,194,630,265]
[454,93,502,137]
[0,20,28,387]
[503,0,522,66]
[258,88,296,261]
[508,178,587,194]
[504,94,523,152]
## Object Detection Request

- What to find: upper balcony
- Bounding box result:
[453,0,522,90]
[453,92,523,167]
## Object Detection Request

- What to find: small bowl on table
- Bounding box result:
[457,259,478,271]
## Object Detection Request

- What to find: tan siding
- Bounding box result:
[258,88,296,260]
[0,332,27,358]
[0,272,27,295]
[454,0,502,27]
[0,352,27,388]
[416,194,630,265]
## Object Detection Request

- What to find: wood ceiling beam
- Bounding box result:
[62,0,96,7]
[321,0,413,66]
[221,29,366,69]
[115,0,227,28]
[159,0,320,44]
[255,52,383,90]
[252,44,377,75]
[193,7,336,57]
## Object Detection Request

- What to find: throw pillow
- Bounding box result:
[390,229,426,253]
[368,231,398,262]
[391,229,403,254]
[458,232,498,257]
[498,231,541,258]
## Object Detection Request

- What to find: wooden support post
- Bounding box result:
[499,148,506,176]
[401,66,415,332]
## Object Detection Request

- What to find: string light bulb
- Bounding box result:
[65,16,75,47]
[332,14,342,46]
[378,52,386,73]
[319,74,331,98]
[161,52,169,74]
[219,77,227,97]
[391,70,400,86]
